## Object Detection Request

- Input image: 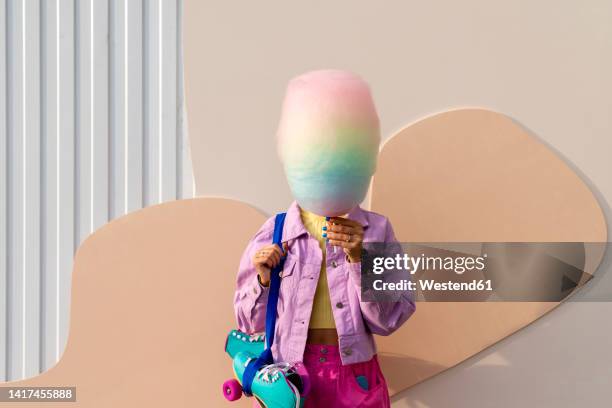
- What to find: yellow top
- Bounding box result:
[299,208,336,329]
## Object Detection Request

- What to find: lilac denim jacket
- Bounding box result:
[233,201,416,365]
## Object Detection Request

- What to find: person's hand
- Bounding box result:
[252,243,288,286]
[326,217,364,263]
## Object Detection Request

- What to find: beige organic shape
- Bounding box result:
[2,198,265,407]
[370,108,607,394]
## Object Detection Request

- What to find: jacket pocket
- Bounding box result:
[277,260,298,315]
[280,258,297,278]
[275,259,297,292]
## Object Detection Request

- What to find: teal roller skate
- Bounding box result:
[225,329,265,358]
[222,213,310,406]
[222,350,310,408]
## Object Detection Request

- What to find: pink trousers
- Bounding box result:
[253,344,390,407]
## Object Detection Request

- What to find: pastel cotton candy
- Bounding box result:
[277,70,380,217]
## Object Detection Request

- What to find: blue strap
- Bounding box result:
[241,212,286,396]
[265,212,286,350]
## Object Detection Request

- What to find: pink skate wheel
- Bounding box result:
[294,362,311,397]
[222,379,242,401]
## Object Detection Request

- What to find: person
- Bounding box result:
[234,70,415,407]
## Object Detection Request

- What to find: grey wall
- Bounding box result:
[0,0,193,381]
[189,1,612,406]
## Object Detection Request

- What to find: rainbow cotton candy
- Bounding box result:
[277,70,381,217]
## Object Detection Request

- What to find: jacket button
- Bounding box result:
[342,348,352,356]
[336,302,344,309]
[331,261,338,268]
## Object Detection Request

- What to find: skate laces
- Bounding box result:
[232,331,265,343]
[255,362,296,383]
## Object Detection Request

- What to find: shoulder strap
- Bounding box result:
[242,212,286,396]
[266,212,286,349]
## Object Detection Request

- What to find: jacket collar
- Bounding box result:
[347,204,370,229]
[282,201,369,242]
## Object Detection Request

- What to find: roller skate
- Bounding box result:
[222,213,308,406]
[225,329,265,358]
[222,351,310,408]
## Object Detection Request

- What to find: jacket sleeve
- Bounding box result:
[233,217,275,334]
[348,218,416,336]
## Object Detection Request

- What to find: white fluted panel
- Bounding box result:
[0,0,8,383]
[6,0,26,380]
[0,0,193,381]
[23,0,42,379]
[56,0,77,375]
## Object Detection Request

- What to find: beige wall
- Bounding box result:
[189,0,612,216]
[187,1,612,406]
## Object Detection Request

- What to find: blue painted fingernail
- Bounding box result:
[322,226,327,231]
[322,233,327,238]
[325,217,330,221]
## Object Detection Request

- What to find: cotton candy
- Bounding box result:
[277,70,380,217]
